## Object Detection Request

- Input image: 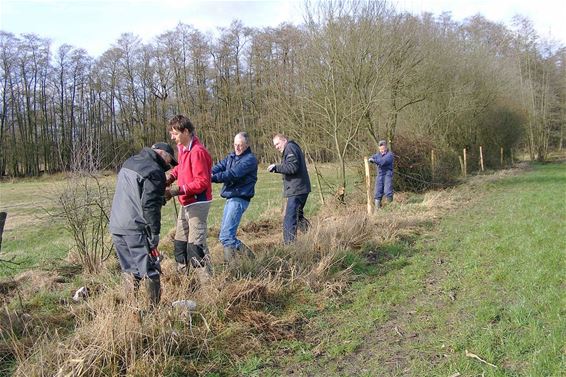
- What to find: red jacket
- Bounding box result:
[169,136,213,206]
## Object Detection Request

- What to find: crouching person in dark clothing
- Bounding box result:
[109,142,177,306]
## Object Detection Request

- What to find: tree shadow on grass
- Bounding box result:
[349,236,419,279]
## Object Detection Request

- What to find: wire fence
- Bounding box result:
[361,145,515,214]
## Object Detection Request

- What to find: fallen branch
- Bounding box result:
[394,326,403,336]
[465,349,498,368]
[0,256,20,269]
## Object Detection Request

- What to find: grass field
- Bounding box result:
[0,161,564,376]
[253,162,566,376]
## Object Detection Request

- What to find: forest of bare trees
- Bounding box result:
[1,1,564,184]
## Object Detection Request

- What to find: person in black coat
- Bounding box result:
[268,133,311,244]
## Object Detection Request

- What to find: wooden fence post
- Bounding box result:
[500,147,504,167]
[364,157,372,215]
[463,148,467,177]
[0,212,7,253]
[479,146,484,172]
[431,149,436,181]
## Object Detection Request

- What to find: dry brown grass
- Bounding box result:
[3,202,427,375]
[7,226,353,376]
[0,270,65,305]
[9,269,212,376]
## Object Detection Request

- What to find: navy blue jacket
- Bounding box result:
[212,147,258,200]
[273,140,311,197]
[370,150,394,176]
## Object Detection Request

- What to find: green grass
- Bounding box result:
[257,162,566,376]
[0,177,72,276]
[431,163,566,376]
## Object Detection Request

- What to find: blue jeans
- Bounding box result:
[284,193,309,244]
[375,170,393,201]
[219,197,250,249]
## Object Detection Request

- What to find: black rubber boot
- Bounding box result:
[298,217,311,233]
[174,240,188,273]
[146,277,161,307]
[187,243,206,268]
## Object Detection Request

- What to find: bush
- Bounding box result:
[392,134,459,192]
[55,174,114,273]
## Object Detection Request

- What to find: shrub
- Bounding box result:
[55,174,114,273]
[392,134,459,192]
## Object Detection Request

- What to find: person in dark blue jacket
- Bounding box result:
[268,134,311,244]
[212,132,258,263]
[369,140,394,209]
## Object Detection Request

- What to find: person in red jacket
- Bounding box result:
[165,115,213,277]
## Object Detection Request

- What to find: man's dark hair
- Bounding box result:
[168,115,195,134]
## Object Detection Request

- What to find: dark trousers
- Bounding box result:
[375,170,393,201]
[112,233,160,280]
[283,193,309,244]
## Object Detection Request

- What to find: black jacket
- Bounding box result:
[212,147,258,200]
[273,140,311,197]
[109,148,168,237]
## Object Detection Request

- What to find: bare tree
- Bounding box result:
[513,16,557,161]
[0,5,563,180]
[292,0,386,194]
[0,32,19,176]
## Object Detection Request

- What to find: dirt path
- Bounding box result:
[337,251,457,375]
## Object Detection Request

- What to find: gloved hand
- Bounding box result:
[148,234,160,249]
[165,174,176,186]
[150,247,161,258]
[368,157,375,164]
[267,164,276,173]
[165,186,180,201]
[149,247,163,272]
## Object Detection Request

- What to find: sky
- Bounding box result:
[1,0,564,58]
